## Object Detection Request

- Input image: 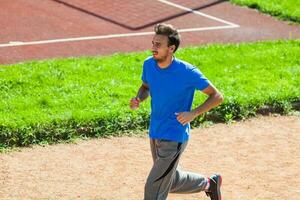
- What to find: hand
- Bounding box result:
[130,97,140,110]
[175,111,196,125]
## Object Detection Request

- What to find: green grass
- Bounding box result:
[0,40,299,148]
[230,0,300,23]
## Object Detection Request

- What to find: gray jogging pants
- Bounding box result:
[144,139,208,200]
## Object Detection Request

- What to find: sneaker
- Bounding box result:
[205,174,222,200]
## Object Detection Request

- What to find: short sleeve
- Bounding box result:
[190,68,210,90]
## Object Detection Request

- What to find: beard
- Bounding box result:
[152,51,167,63]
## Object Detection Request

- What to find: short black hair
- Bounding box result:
[154,23,181,52]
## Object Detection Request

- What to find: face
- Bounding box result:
[151,34,174,62]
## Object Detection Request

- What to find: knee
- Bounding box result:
[144,177,154,192]
[144,180,154,199]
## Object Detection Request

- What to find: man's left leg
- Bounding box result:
[144,139,184,200]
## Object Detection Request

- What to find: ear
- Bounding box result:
[169,45,175,53]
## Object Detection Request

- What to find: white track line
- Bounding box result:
[158,0,239,27]
[0,1,239,48]
[179,25,238,32]
[0,26,238,48]
[0,32,154,47]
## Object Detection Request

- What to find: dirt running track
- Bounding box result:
[0,115,299,200]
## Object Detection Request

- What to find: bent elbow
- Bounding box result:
[217,92,224,104]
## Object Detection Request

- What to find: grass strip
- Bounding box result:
[0,40,299,148]
[230,0,300,23]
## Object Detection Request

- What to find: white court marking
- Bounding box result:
[0,0,239,48]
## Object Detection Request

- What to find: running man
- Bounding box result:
[130,23,224,200]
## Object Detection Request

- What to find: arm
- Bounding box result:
[176,84,224,125]
[191,84,224,116]
[130,82,149,110]
[136,82,150,102]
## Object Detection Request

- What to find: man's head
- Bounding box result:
[152,23,181,62]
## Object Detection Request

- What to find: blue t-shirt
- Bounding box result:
[142,57,210,143]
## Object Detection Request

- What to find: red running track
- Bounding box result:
[0,0,299,64]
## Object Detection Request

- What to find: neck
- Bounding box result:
[157,55,174,68]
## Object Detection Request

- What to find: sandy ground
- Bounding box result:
[0,115,299,200]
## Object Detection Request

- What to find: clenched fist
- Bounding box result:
[130,97,140,110]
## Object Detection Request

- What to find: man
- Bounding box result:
[130,23,224,200]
